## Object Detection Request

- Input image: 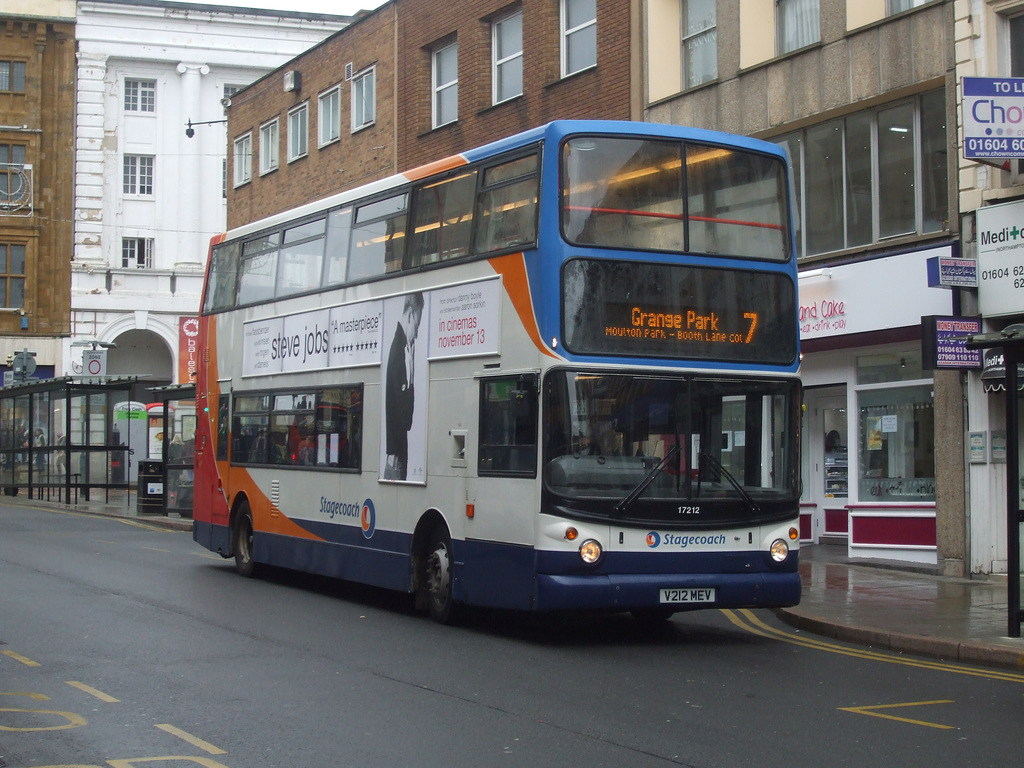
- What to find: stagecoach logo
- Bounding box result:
[646,532,661,548]
[361,498,376,539]
[182,317,200,337]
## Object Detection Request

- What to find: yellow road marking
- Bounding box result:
[0,706,87,731]
[118,519,177,533]
[108,757,231,767]
[838,700,956,730]
[722,609,1024,684]
[65,681,120,702]
[2,650,40,667]
[155,723,227,755]
[1,692,48,700]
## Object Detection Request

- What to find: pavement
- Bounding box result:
[11,488,1024,670]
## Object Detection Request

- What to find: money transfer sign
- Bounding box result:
[963,77,1024,159]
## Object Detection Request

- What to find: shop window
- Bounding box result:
[856,352,934,502]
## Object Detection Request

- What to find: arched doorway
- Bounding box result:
[107,329,173,396]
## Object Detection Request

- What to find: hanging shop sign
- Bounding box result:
[921,315,983,370]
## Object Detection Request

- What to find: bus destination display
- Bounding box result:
[563,259,796,365]
[605,305,759,347]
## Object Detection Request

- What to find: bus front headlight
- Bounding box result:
[769,538,790,563]
[579,539,603,565]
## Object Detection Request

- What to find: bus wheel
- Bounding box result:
[425,527,457,624]
[233,504,258,578]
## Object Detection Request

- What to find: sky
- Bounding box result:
[186,0,388,16]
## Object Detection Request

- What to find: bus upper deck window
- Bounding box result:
[562,137,684,253]
[348,194,408,281]
[476,153,539,254]
[685,143,789,261]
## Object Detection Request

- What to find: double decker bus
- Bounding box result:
[192,120,801,623]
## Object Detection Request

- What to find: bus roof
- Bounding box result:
[219,120,788,244]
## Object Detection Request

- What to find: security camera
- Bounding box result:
[220,97,232,108]
[185,125,195,138]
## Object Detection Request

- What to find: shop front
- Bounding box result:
[798,243,959,565]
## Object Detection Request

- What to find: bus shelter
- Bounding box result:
[146,383,196,518]
[0,376,140,505]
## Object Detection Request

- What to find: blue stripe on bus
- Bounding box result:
[194,521,799,613]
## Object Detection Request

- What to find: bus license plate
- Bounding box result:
[660,588,715,604]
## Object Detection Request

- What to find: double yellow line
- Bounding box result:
[722,608,1024,684]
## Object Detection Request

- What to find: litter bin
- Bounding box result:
[138,459,165,515]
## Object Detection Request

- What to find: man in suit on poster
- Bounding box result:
[383,292,424,480]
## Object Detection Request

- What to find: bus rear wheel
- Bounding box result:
[425,527,457,624]
[233,503,258,578]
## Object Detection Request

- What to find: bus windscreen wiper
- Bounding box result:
[699,452,760,514]
[613,444,681,518]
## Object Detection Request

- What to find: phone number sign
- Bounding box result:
[963,77,1024,159]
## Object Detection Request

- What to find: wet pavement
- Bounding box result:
[781,544,1024,669]
[10,488,1024,669]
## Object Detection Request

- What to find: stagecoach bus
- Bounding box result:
[192,120,802,623]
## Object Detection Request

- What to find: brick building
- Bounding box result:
[227,0,639,228]
[0,0,76,376]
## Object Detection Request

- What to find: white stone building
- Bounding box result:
[69,0,348,385]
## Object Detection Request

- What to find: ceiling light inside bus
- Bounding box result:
[579,539,603,564]
[769,538,789,563]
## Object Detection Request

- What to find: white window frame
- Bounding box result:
[259,119,279,175]
[124,78,156,113]
[223,84,243,115]
[351,68,376,132]
[233,133,252,187]
[493,10,524,104]
[561,0,597,78]
[123,155,154,196]
[288,103,309,162]
[121,237,154,269]
[432,42,459,129]
[319,85,342,146]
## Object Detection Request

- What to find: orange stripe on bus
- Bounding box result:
[403,154,468,181]
[488,253,560,360]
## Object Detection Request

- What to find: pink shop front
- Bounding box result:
[797,243,959,565]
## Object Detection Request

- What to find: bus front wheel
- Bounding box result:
[233,504,258,578]
[425,527,457,624]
